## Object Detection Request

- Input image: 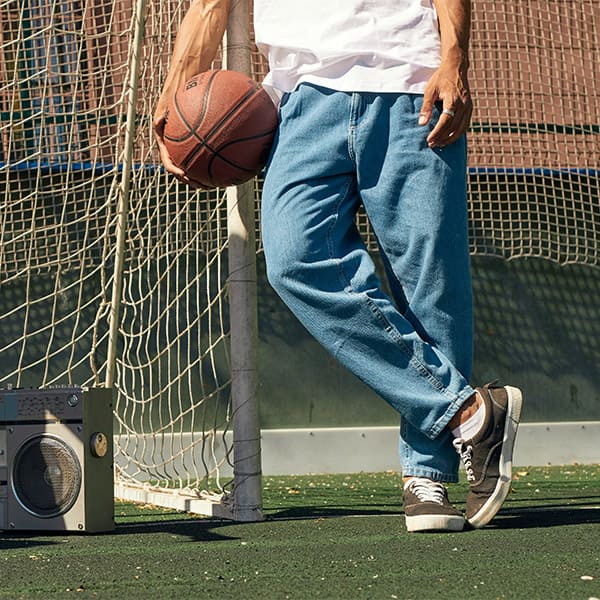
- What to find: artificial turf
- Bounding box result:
[1,465,598,599]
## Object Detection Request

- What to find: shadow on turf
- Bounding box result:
[3,502,596,546]
[267,506,402,520]
[0,537,62,550]
[0,518,240,546]
[266,502,600,530]
[114,519,241,542]
[485,505,600,529]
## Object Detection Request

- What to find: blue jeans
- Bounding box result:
[261,83,475,482]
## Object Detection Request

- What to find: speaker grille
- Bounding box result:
[12,435,82,518]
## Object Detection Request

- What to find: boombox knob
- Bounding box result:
[90,432,109,458]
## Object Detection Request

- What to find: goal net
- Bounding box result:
[1,0,598,520]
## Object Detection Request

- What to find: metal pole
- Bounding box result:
[105,0,147,388]
[225,0,263,522]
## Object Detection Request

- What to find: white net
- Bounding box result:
[1,0,598,516]
[0,0,252,517]
[0,0,123,385]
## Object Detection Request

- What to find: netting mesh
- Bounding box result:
[0,0,234,494]
[1,0,599,501]
[467,1,599,263]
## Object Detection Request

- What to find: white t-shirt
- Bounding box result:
[254,0,441,102]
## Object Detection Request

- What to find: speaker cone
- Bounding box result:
[12,434,82,518]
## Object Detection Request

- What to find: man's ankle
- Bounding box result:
[448,390,483,431]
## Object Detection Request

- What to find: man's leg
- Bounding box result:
[261,84,474,494]
[354,92,522,529]
[341,92,470,531]
[354,93,472,487]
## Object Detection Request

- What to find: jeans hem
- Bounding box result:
[359,292,474,440]
[400,467,460,484]
[427,385,475,439]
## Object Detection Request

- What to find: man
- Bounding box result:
[154,0,523,532]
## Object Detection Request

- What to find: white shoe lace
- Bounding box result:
[453,438,476,482]
[407,478,447,505]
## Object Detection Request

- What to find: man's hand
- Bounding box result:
[153,95,186,180]
[153,92,204,187]
[419,60,473,148]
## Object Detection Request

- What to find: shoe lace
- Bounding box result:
[453,438,476,482]
[408,478,447,505]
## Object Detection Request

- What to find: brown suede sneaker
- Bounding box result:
[403,478,465,532]
[453,382,523,528]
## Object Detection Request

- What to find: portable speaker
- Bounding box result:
[0,386,114,532]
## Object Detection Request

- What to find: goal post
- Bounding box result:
[105,0,147,391]
[223,0,263,522]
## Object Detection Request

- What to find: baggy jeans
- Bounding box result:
[261,83,475,482]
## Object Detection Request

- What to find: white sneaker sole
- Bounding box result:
[405,514,465,533]
[467,385,523,528]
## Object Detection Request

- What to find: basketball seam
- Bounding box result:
[205,127,278,185]
[180,84,263,171]
[165,70,218,144]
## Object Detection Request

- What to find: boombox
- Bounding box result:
[0,386,114,532]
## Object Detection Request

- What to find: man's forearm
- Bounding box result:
[432,0,471,67]
[162,0,231,94]
[421,0,472,147]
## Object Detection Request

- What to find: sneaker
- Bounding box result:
[403,478,465,532]
[453,382,523,528]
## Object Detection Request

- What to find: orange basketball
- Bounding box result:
[163,70,278,188]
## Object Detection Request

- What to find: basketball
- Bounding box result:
[163,70,278,188]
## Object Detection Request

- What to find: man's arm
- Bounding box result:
[420,0,473,148]
[153,0,231,177]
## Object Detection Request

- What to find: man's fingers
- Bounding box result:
[153,109,189,179]
[418,109,432,126]
[426,105,456,146]
[427,120,449,147]
[158,145,187,180]
[427,99,472,147]
[419,87,438,125]
[155,135,187,179]
[154,96,200,185]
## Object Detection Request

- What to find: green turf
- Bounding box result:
[1,466,599,599]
